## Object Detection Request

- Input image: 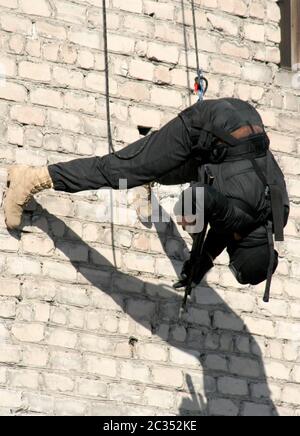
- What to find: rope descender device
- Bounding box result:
[194,70,208,101]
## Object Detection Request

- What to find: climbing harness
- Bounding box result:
[187,118,286,302]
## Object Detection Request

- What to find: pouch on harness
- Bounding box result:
[184,114,289,303]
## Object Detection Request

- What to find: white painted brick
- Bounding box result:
[0,368,7,384]
[250,2,265,19]
[22,234,54,256]
[77,49,94,69]
[19,61,51,82]
[218,0,247,16]
[23,346,48,367]
[169,348,200,368]
[152,366,183,388]
[6,256,41,276]
[144,1,175,20]
[265,360,291,381]
[242,63,272,83]
[244,317,275,338]
[0,82,27,103]
[51,350,81,371]
[0,235,19,252]
[145,387,174,409]
[53,0,87,24]
[130,106,161,128]
[108,35,135,55]
[84,355,117,378]
[0,389,22,409]
[267,2,281,22]
[7,124,24,145]
[147,42,179,64]
[110,382,143,404]
[46,328,77,348]
[77,378,107,398]
[53,66,83,89]
[12,323,45,342]
[10,369,39,389]
[138,343,168,362]
[11,105,46,126]
[43,260,77,282]
[282,385,300,405]
[0,13,32,35]
[23,393,54,415]
[129,59,154,82]
[30,88,63,109]
[208,13,239,36]
[0,299,16,318]
[21,278,56,301]
[44,373,74,393]
[244,23,265,42]
[151,87,182,108]
[0,345,21,364]
[54,398,87,416]
[113,0,142,13]
[69,29,100,49]
[0,0,18,8]
[120,361,150,383]
[19,0,51,17]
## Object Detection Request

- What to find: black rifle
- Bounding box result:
[179,166,215,319]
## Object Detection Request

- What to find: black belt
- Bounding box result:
[219,140,269,162]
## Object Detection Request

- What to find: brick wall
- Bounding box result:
[0,0,299,416]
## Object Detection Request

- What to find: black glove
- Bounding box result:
[173,252,214,289]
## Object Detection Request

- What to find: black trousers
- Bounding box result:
[48,116,197,193]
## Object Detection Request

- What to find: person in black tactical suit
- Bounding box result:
[4,98,290,298]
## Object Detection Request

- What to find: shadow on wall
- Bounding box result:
[10,200,278,417]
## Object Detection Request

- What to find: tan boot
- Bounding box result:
[3,165,53,230]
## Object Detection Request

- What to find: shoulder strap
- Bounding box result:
[263,221,276,303]
[191,118,240,147]
[266,152,284,242]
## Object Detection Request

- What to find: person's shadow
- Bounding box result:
[9,198,278,417]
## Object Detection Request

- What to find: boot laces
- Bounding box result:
[23,180,52,206]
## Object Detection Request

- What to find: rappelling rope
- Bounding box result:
[102,0,117,267]
[190,0,208,101]
[102,0,153,161]
[102,0,114,154]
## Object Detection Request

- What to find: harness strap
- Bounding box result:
[267,153,285,242]
[264,221,276,303]
[190,117,285,302]
[223,136,269,162]
[190,120,240,147]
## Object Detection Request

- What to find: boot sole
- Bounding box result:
[4,165,29,230]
